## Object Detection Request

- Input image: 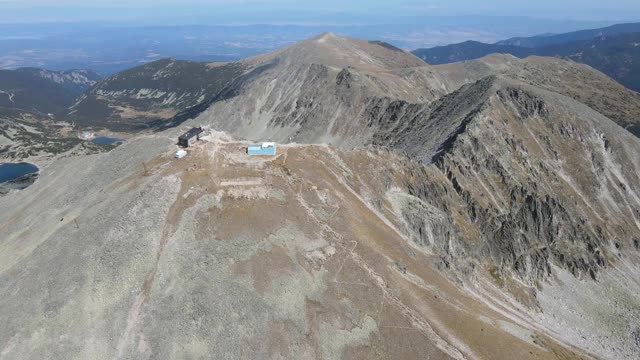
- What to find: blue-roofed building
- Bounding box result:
[247,142,277,155]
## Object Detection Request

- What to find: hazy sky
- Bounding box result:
[1,0,639,23]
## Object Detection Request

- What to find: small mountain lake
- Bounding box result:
[92,136,125,145]
[0,162,39,183]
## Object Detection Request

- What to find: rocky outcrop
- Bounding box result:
[388,78,640,289]
[0,172,38,196]
[434,55,640,137]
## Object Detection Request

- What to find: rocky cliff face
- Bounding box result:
[381,77,640,358]
[391,77,640,282]
[434,54,640,137]
[33,68,102,92]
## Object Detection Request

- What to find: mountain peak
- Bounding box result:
[246,33,426,71]
[313,31,337,41]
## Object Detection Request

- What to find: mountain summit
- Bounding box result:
[250,32,427,70]
[181,33,451,147]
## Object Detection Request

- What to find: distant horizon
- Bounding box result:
[1,16,639,27]
[1,1,640,25]
[1,12,638,75]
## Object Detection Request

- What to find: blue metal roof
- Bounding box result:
[247,143,276,155]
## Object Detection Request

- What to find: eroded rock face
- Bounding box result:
[0,172,38,196]
[434,55,640,137]
[390,79,640,285]
[371,80,640,358]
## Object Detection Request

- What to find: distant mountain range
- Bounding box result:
[0,19,623,75]
[412,22,640,92]
[0,68,101,115]
[67,59,245,130]
[496,22,640,47]
[0,68,103,159]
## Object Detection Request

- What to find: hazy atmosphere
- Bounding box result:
[2,0,640,22]
[2,0,639,74]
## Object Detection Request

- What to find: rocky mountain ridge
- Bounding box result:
[434,54,640,137]
[67,59,245,130]
[411,27,640,93]
[0,67,105,161]
[0,67,101,115]
[496,22,640,47]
